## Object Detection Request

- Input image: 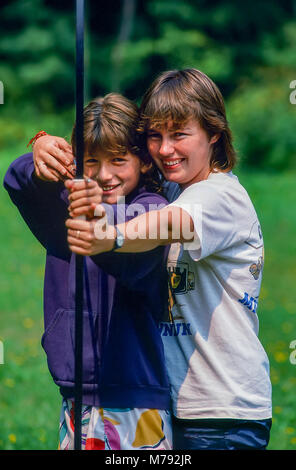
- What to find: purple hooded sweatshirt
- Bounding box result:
[4,153,171,409]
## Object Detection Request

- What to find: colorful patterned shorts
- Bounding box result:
[59,399,173,450]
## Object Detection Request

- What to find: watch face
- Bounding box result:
[117,235,124,247]
[115,227,124,248]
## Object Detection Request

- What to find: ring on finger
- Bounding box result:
[76,230,80,239]
[38,162,47,167]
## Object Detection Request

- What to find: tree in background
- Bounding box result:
[0,0,296,169]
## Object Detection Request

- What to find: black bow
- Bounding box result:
[74,0,85,451]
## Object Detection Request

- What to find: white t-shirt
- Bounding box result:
[160,171,272,420]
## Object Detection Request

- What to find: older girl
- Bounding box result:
[68,69,272,450]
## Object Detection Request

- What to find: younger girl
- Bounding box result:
[4,93,172,450]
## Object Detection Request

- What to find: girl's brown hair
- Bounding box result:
[138,69,237,172]
[71,93,163,193]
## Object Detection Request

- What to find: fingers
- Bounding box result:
[38,154,75,181]
[67,229,93,249]
[67,182,97,207]
[33,135,75,182]
[56,137,73,154]
[68,186,98,203]
[65,218,90,231]
[65,216,113,256]
[66,220,96,255]
[34,161,61,182]
[66,179,103,217]
[69,205,95,219]
[65,218,105,240]
[69,190,100,211]
[69,196,95,209]
[35,135,73,165]
[66,178,97,193]
[48,141,75,174]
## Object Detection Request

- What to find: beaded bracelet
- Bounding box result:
[27,131,48,148]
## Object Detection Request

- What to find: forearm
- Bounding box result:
[115,206,194,253]
[3,153,62,196]
[4,153,70,256]
[115,210,167,253]
[4,153,35,194]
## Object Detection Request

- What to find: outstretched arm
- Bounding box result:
[65,204,195,256]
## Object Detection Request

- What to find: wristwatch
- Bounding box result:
[111,225,125,251]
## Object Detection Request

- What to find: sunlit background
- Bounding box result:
[0,0,296,450]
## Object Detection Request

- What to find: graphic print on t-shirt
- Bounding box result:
[167,261,195,321]
[168,262,195,294]
[163,243,194,329]
[249,256,264,280]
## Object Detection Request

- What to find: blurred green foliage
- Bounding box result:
[0,0,296,169]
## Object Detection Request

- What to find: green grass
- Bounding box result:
[0,148,61,450]
[237,169,296,450]
[0,148,296,450]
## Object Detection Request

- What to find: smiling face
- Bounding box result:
[146,119,219,189]
[84,151,145,204]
